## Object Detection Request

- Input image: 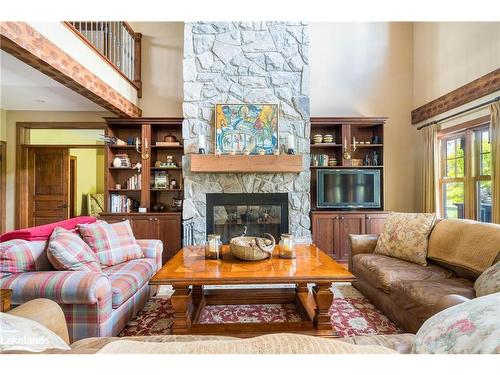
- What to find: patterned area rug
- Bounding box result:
[119,284,402,338]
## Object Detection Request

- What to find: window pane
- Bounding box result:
[481,153,491,176]
[477,181,492,223]
[456,156,465,177]
[456,138,465,158]
[443,182,465,219]
[479,130,491,176]
[482,131,490,153]
[446,140,455,158]
[446,158,456,178]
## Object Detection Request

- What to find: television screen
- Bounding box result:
[317,169,381,209]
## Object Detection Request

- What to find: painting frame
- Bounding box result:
[214,103,279,155]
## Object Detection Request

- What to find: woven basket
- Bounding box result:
[230,235,275,261]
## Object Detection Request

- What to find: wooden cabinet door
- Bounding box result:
[130,216,157,239]
[156,216,182,263]
[311,213,337,258]
[336,214,365,263]
[365,213,389,235]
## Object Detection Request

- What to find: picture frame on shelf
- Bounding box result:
[153,171,169,189]
[215,103,279,155]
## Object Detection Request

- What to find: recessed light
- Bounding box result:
[36,99,46,103]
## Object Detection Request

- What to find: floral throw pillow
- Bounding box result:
[77,220,144,267]
[474,261,500,297]
[412,293,500,354]
[374,213,436,266]
[47,227,101,272]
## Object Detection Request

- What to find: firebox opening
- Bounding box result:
[206,193,289,244]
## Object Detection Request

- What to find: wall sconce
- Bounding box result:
[135,137,149,160]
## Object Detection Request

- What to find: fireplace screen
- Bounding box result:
[206,193,289,244]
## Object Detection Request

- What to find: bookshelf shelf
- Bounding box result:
[108,189,141,192]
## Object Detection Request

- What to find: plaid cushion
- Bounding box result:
[47,227,102,272]
[136,239,163,270]
[78,220,144,267]
[0,239,52,274]
[104,258,156,308]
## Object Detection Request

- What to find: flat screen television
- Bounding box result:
[317,169,381,209]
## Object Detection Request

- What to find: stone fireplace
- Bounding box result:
[182,22,310,245]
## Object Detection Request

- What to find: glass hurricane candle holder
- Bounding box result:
[205,234,222,260]
[279,234,296,259]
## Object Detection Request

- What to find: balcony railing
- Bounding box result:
[64,21,142,96]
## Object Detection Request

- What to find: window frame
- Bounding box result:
[438,119,491,222]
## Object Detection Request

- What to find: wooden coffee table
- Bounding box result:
[149,244,355,337]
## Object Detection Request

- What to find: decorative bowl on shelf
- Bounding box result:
[312,134,323,144]
[323,134,334,143]
[230,233,276,261]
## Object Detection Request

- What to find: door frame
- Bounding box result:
[1,141,6,234]
[16,122,105,229]
[69,155,77,218]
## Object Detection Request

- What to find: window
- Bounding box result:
[439,123,492,222]
[475,128,492,223]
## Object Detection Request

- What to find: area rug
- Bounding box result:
[119,284,402,338]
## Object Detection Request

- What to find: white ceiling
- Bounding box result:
[0,50,105,111]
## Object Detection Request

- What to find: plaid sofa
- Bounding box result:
[0,237,162,342]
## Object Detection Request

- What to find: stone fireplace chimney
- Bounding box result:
[182,21,310,245]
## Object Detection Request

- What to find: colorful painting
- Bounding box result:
[215,104,279,154]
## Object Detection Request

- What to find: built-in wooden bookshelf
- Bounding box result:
[309,117,388,264]
[103,117,184,214]
[100,118,184,263]
[309,117,386,210]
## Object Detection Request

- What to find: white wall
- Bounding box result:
[128,22,184,116]
[413,22,500,108]
[310,22,418,212]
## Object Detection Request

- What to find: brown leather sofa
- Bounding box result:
[348,218,500,334]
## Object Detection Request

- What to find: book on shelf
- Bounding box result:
[125,174,141,190]
[115,153,131,167]
[155,141,181,147]
[110,194,135,213]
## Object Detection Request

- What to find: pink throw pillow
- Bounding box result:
[77,220,144,267]
[47,227,101,272]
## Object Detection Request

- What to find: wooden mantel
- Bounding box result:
[189,154,304,173]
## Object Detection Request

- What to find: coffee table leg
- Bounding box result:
[312,283,333,330]
[171,285,192,334]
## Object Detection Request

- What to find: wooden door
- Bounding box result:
[336,213,365,262]
[157,215,182,263]
[27,148,69,226]
[311,213,337,257]
[365,213,389,235]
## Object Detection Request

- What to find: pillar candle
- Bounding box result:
[287,134,295,150]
